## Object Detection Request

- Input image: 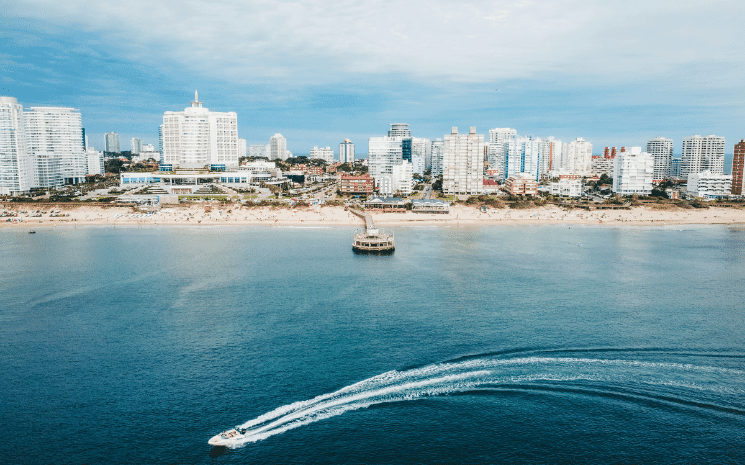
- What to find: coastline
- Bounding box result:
[3,204,745,228]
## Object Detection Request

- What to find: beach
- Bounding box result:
[2,203,745,227]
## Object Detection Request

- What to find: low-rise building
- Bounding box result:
[411,198,449,213]
[482,179,500,194]
[339,174,375,195]
[364,197,409,212]
[504,177,538,196]
[687,170,732,200]
[549,178,582,197]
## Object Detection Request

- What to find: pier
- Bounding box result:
[350,208,395,253]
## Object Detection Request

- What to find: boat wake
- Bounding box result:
[220,354,745,448]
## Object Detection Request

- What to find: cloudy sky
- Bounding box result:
[2,0,744,160]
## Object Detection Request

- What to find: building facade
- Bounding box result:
[442,127,484,195]
[338,174,374,195]
[310,146,334,163]
[687,171,732,199]
[646,136,673,181]
[430,139,444,177]
[368,135,403,182]
[731,140,744,195]
[25,106,87,184]
[162,92,239,169]
[487,128,517,180]
[681,135,725,179]
[504,177,538,196]
[563,138,593,175]
[612,147,653,195]
[269,134,287,161]
[131,137,142,155]
[339,139,355,164]
[105,132,120,153]
[549,178,582,197]
[387,123,411,138]
[0,96,33,195]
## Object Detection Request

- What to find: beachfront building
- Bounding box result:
[24,106,87,185]
[338,174,374,195]
[549,178,583,197]
[591,156,615,177]
[680,135,725,179]
[431,139,444,177]
[647,136,673,181]
[161,91,239,169]
[442,127,484,195]
[612,147,653,195]
[504,136,542,181]
[409,137,430,174]
[86,148,104,176]
[0,96,33,195]
[487,128,517,180]
[269,134,288,161]
[563,138,593,175]
[540,137,562,176]
[731,140,745,195]
[504,176,538,196]
[339,139,355,164]
[687,171,732,200]
[376,161,413,196]
[310,146,334,164]
[368,133,403,183]
[105,131,120,153]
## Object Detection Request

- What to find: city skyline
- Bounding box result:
[3,1,744,159]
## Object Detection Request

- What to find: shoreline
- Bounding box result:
[3,204,745,228]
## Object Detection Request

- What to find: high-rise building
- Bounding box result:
[0,96,33,195]
[504,136,542,181]
[671,158,682,177]
[238,138,247,159]
[487,128,517,179]
[387,123,411,138]
[86,148,104,176]
[431,139,444,177]
[732,140,745,195]
[158,125,163,153]
[563,138,593,175]
[368,136,403,181]
[162,91,239,168]
[612,147,653,195]
[339,139,355,164]
[25,106,87,184]
[646,136,673,181]
[541,137,562,175]
[248,144,267,158]
[410,137,430,174]
[442,127,484,195]
[105,132,120,153]
[131,137,142,155]
[269,134,287,161]
[310,146,334,163]
[681,135,725,179]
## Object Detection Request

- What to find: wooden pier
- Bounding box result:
[349,209,395,253]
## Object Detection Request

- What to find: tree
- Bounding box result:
[105,158,124,174]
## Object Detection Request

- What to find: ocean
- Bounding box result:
[2,224,745,463]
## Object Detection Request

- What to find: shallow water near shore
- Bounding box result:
[2,225,745,463]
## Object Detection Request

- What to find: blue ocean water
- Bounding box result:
[1,224,745,463]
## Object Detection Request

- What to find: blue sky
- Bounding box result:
[2,0,744,162]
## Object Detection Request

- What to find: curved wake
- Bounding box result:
[220,355,745,448]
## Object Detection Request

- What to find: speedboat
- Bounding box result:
[208,426,247,446]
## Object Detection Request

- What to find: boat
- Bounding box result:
[28,231,36,234]
[208,426,247,446]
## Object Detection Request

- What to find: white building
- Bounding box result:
[410,137,430,174]
[612,147,654,195]
[0,96,33,195]
[549,178,583,197]
[487,128,517,179]
[31,153,63,189]
[105,132,120,153]
[504,136,542,181]
[269,134,287,161]
[431,139,444,177]
[647,136,673,180]
[238,138,247,159]
[161,91,239,169]
[248,144,267,158]
[133,144,160,163]
[563,138,593,175]
[86,148,104,176]
[377,161,413,196]
[25,106,87,184]
[687,170,732,199]
[388,123,411,138]
[310,146,334,163]
[591,157,615,177]
[368,136,403,182]
[131,137,142,155]
[681,135,725,179]
[540,137,562,175]
[442,127,484,195]
[339,139,354,164]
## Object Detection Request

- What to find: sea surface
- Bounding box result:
[2,224,745,464]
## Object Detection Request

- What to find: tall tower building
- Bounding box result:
[131,138,142,155]
[25,106,87,185]
[442,127,484,195]
[732,140,745,195]
[368,136,402,181]
[339,139,355,164]
[646,136,673,181]
[105,132,120,153]
[613,147,653,195]
[0,96,33,195]
[162,91,239,168]
[431,139,444,177]
[487,128,517,179]
[269,134,287,160]
[681,135,725,179]
[387,123,411,138]
[563,138,593,175]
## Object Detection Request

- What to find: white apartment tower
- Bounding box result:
[487,128,517,180]
[105,132,120,153]
[681,135,725,179]
[387,123,411,138]
[646,136,673,180]
[162,91,239,168]
[431,139,445,177]
[411,137,431,174]
[442,127,484,195]
[368,136,403,181]
[131,137,142,155]
[563,138,593,175]
[504,136,542,181]
[0,96,32,195]
[339,139,354,164]
[269,134,287,161]
[612,147,654,195]
[25,106,87,185]
[310,146,334,163]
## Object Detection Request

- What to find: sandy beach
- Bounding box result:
[3,203,745,228]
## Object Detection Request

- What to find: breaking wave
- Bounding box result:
[218,354,745,448]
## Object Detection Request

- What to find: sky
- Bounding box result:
[2,0,744,161]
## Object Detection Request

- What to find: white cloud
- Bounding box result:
[7,0,745,87]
